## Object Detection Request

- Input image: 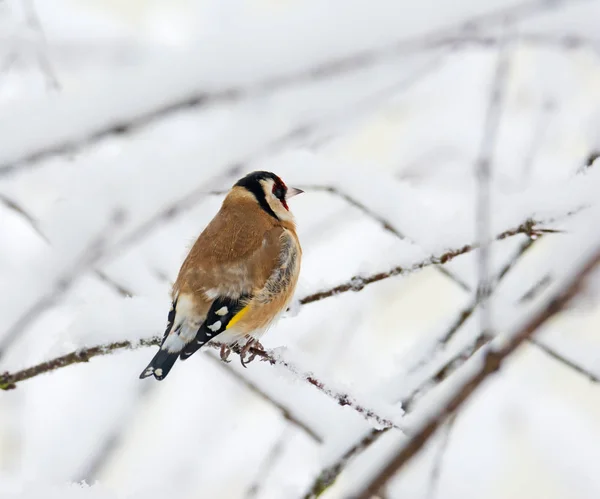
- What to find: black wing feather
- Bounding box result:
[179,294,250,360]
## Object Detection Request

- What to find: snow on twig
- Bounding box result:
[0,217,558,387]
[0,0,577,177]
[352,242,600,499]
[0,339,402,430]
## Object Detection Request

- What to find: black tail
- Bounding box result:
[139,348,179,380]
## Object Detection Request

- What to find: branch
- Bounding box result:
[299,218,555,307]
[0,209,126,360]
[0,0,575,176]
[425,413,457,499]
[301,185,471,292]
[475,21,512,337]
[528,338,600,383]
[0,339,401,431]
[245,425,291,499]
[23,0,61,92]
[352,243,600,499]
[204,353,322,442]
[301,335,487,499]
[0,219,553,385]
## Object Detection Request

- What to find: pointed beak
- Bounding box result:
[286,187,304,199]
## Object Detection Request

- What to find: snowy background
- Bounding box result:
[1,0,600,498]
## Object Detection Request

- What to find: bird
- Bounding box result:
[139,171,303,380]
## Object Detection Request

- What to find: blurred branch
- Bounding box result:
[204,353,322,442]
[578,150,600,174]
[0,192,133,296]
[0,0,576,176]
[353,243,600,499]
[302,235,543,498]
[302,335,487,499]
[405,236,537,377]
[528,338,600,383]
[475,23,513,338]
[0,209,126,361]
[0,191,49,242]
[302,185,412,242]
[245,425,291,499]
[425,413,457,499]
[93,270,134,297]
[22,0,60,91]
[75,381,156,483]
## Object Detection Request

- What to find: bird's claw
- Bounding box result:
[239,338,264,368]
[219,344,232,363]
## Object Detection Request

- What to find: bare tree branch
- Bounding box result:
[204,353,322,443]
[405,236,537,377]
[352,243,600,499]
[0,339,401,431]
[299,219,555,307]
[0,209,126,360]
[0,191,48,242]
[0,218,555,382]
[528,338,600,383]
[245,425,292,499]
[0,0,577,177]
[22,0,60,92]
[301,335,487,499]
[74,382,156,483]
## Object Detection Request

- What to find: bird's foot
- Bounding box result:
[239,337,264,368]
[219,344,232,363]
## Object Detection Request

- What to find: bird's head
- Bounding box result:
[234,171,303,222]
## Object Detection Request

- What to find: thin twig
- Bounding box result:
[0,0,578,177]
[22,0,60,91]
[75,382,156,482]
[0,192,48,242]
[425,413,457,499]
[301,335,488,499]
[299,219,554,307]
[204,353,322,442]
[528,338,600,383]
[0,339,401,431]
[0,209,126,360]
[93,270,134,298]
[352,243,600,499]
[244,425,291,499]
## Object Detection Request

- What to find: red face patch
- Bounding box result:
[272,179,289,210]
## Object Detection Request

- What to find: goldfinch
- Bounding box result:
[140,171,303,380]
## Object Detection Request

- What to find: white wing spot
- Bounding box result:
[208,321,222,332]
[154,368,163,377]
[216,306,228,316]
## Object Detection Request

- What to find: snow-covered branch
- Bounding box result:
[300,219,554,306]
[352,242,600,499]
[0,0,574,177]
[0,338,402,431]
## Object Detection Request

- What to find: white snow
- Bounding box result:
[2,0,600,498]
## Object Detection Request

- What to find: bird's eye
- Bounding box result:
[272,183,285,200]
